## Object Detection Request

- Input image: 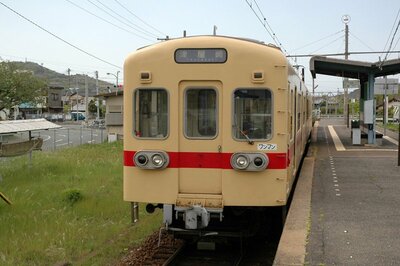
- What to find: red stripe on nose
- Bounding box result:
[124,150,287,169]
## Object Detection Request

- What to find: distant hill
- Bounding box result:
[11,61,115,96]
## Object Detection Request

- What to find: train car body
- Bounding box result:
[123,36,312,234]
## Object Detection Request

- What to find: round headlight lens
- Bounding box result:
[235,155,249,169]
[253,157,264,167]
[151,154,164,167]
[136,154,148,165]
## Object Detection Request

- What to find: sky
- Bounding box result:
[1,0,400,92]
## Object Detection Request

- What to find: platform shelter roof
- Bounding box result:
[0,119,61,134]
[310,56,400,80]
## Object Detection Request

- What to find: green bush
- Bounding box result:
[63,189,83,205]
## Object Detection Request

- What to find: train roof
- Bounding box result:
[137,35,282,51]
[128,35,306,89]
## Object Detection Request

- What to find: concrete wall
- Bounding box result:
[105,94,123,139]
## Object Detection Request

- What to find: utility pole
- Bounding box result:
[312,78,315,95]
[107,71,120,95]
[343,15,350,127]
[325,95,329,116]
[75,75,79,122]
[384,76,388,136]
[67,68,71,88]
[336,89,339,116]
[95,71,100,120]
[75,88,79,121]
[85,75,88,124]
[66,68,71,117]
[344,19,349,60]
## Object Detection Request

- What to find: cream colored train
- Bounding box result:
[123,36,312,236]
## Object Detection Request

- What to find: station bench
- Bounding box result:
[361,132,383,145]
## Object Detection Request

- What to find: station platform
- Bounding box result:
[274,117,400,265]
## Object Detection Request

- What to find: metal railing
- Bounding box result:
[10,125,108,152]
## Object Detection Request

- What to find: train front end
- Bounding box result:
[123,36,292,235]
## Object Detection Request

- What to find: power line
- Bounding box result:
[0,52,115,73]
[380,11,400,67]
[113,0,167,37]
[349,31,375,52]
[0,1,121,69]
[86,0,156,40]
[290,30,344,53]
[93,0,159,38]
[335,35,345,55]
[253,1,284,48]
[286,50,400,58]
[394,33,400,51]
[309,35,344,54]
[65,0,153,41]
[381,7,400,59]
[245,0,288,55]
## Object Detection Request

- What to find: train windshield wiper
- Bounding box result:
[233,124,254,145]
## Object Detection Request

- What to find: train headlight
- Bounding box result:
[136,154,148,166]
[231,153,269,171]
[236,156,249,169]
[134,151,169,170]
[253,155,269,169]
[151,154,165,168]
[254,157,263,167]
[231,154,250,170]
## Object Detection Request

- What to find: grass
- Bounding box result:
[385,123,400,133]
[0,141,162,265]
[376,122,400,133]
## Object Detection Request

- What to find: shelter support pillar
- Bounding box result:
[367,74,376,144]
[360,75,376,144]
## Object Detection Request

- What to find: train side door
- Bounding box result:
[293,86,298,173]
[178,81,223,195]
[288,83,296,183]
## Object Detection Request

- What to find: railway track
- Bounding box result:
[166,234,279,266]
[119,230,280,265]
[118,229,184,266]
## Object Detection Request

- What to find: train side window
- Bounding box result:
[233,89,272,141]
[133,89,168,138]
[297,93,301,131]
[290,89,294,140]
[185,88,217,139]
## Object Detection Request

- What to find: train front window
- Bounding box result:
[185,88,217,139]
[134,89,168,138]
[233,89,272,141]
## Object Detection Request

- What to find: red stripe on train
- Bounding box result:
[124,151,288,169]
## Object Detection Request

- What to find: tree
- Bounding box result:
[0,61,47,113]
[88,99,97,114]
[88,99,104,117]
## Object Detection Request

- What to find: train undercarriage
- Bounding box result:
[148,204,287,239]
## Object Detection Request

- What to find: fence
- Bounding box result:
[24,125,108,152]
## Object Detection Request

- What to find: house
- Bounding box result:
[0,109,10,121]
[97,90,123,140]
[47,87,64,114]
[64,92,84,108]
[66,91,96,119]
[18,101,44,119]
[17,87,64,120]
